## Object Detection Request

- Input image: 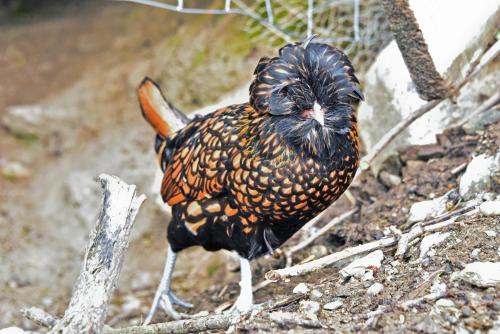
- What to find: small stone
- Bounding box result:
[41,297,53,307]
[0,159,31,180]
[310,289,323,300]
[462,306,472,317]
[471,248,481,259]
[430,281,447,296]
[367,283,384,295]
[419,232,450,261]
[340,250,384,279]
[485,230,497,238]
[416,144,445,160]
[293,282,310,294]
[479,201,500,216]
[409,189,459,223]
[454,262,500,287]
[490,320,500,334]
[482,193,496,201]
[0,328,25,334]
[435,298,455,308]
[299,300,320,321]
[362,270,374,281]
[455,327,470,334]
[459,153,500,200]
[483,294,494,302]
[379,171,402,188]
[323,300,343,311]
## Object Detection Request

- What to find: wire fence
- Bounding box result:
[116,0,392,71]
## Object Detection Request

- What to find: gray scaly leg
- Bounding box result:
[143,245,193,325]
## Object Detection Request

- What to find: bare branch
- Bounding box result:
[21,307,58,328]
[106,314,233,334]
[456,91,500,127]
[359,99,441,170]
[382,0,449,100]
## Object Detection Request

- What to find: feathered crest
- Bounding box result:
[249,41,364,115]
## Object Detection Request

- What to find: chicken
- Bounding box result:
[138,38,363,324]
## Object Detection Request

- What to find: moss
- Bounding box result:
[191,48,209,68]
[10,130,38,144]
[206,263,221,278]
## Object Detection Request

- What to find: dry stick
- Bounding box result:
[265,214,463,281]
[21,307,58,328]
[359,99,441,171]
[106,315,233,334]
[382,0,449,100]
[359,39,499,172]
[104,294,309,334]
[456,91,500,127]
[450,162,468,177]
[48,174,146,334]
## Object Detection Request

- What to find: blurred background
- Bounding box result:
[0,0,498,330]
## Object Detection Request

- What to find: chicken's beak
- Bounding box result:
[311,102,325,126]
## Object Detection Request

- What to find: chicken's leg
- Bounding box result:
[144,245,193,324]
[229,257,253,313]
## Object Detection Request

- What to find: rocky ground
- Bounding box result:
[1,2,499,334]
[107,120,497,333]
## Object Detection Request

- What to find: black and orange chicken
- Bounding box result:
[138,38,363,323]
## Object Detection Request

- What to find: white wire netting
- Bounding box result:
[244,0,392,72]
[118,0,393,72]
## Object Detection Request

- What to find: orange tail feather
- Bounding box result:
[137,77,188,137]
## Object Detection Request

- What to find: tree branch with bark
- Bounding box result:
[381,0,450,100]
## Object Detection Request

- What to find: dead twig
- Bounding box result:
[456,91,500,127]
[268,311,325,329]
[266,237,397,281]
[450,162,468,177]
[265,210,473,281]
[21,307,58,328]
[395,224,423,259]
[107,314,233,334]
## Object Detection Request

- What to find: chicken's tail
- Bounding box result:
[137,77,190,137]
